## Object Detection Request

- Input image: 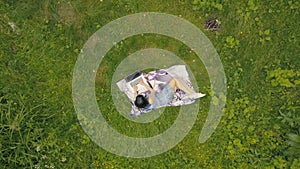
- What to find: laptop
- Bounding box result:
[125,70,144,86]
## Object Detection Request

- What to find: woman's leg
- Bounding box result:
[168,78,205,98]
[168,78,196,95]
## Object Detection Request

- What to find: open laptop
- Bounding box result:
[125,70,144,86]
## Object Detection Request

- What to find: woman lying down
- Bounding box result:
[133,78,205,111]
[131,69,206,112]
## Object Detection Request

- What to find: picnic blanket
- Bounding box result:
[116,65,205,116]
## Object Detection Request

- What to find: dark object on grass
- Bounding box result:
[0,90,8,104]
[204,18,220,31]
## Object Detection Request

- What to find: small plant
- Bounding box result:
[267,69,300,88]
[225,36,240,49]
[259,29,271,44]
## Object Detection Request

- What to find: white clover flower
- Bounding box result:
[36,146,40,152]
[61,157,67,162]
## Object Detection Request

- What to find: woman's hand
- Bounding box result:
[139,79,146,85]
[133,84,138,91]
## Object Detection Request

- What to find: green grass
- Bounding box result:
[0,0,299,168]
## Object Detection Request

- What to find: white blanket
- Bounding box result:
[116,65,204,116]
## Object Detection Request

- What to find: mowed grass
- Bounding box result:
[0,0,299,168]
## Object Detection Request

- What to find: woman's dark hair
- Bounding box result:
[134,95,149,108]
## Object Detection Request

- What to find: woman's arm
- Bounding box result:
[138,80,155,104]
[133,84,138,98]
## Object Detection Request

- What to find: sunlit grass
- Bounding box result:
[0,0,299,168]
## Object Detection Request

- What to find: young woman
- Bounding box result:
[133,77,205,110]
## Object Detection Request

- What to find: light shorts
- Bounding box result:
[152,85,174,109]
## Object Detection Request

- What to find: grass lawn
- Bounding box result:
[0,0,299,168]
